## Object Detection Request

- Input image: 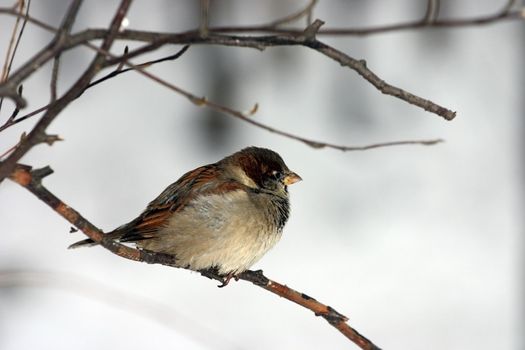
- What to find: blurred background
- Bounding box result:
[0,1,522,349]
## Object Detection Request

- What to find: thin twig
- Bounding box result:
[103,31,456,119]
[50,56,60,103]
[1,0,23,81]
[308,39,455,120]
[0,46,190,132]
[422,0,440,24]
[2,5,523,37]
[270,0,318,27]
[0,8,451,147]
[48,0,80,104]
[500,0,518,14]
[2,84,23,127]
[0,8,446,167]
[207,9,524,35]
[0,100,44,132]
[0,132,25,159]
[0,0,131,184]
[0,1,77,109]
[0,0,30,113]
[59,28,460,119]
[85,45,190,91]
[0,6,520,109]
[72,29,456,119]
[199,0,209,37]
[88,40,446,151]
[8,164,382,350]
[0,16,446,152]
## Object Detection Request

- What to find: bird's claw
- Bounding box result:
[217,273,239,288]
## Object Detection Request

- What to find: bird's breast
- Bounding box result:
[142,189,289,274]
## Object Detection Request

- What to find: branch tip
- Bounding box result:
[305,140,326,149]
[191,96,207,106]
[37,133,63,146]
[244,102,258,116]
[12,92,27,108]
[303,19,325,40]
[31,165,54,179]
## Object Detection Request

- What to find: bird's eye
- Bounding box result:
[270,170,281,179]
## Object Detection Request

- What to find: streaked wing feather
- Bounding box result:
[118,164,246,242]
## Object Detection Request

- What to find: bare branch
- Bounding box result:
[0,11,448,151]
[302,18,324,40]
[1,4,522,39]
[0,131,25,159]
[8,164,382,350]
[48,0,83,103]
[207,9,524,35]
[309,40,456,120]
[422,0,440,24]
[500,0,518,14]
[0,0,82,109]
[270,0,318,27]
[1,40,438,153]
[50,56,60,102]
[85,45,190,91]
[0,0,132,183]
[2,84,23,127]
[57,0,82,34]
[1,0,25,81]
[86,32,458,120]
[0,99,43,133]
[0,7,450,162]
[199,0,209,37]
[0,46,190,132]
[1,6,469,120]
[0,0,30,113]
[101,32,456,119]
[0,5,56,32]
[99,47,445,151]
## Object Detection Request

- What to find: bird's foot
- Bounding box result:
[218,272,239,288]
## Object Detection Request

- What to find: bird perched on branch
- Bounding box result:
[69,147,302,286]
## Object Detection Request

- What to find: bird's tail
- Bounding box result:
[68,238,98,249]
[68,226,128,249]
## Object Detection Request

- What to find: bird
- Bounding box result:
[69,146,302,286]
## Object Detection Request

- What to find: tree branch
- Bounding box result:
[8,164,382,350]
[93,42,446,151]
[0,46,190,132]
[422,0,440,24]
[199,0,209,37]
[0,0,30,114]
[269,0,318,27]
[0,8,459,120]
[208,8,525,35]
[0,20,445,152]
[0,0,131,184]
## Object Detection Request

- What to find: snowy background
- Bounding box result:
[0,1,522,349]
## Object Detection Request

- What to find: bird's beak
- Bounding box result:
[283,171,302,186]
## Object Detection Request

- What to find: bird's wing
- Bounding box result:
[116,164,246,242]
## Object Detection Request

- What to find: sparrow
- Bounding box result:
[69,146,301,286]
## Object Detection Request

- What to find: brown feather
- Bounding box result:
[117,163,248,243]
[68,146,300,276]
